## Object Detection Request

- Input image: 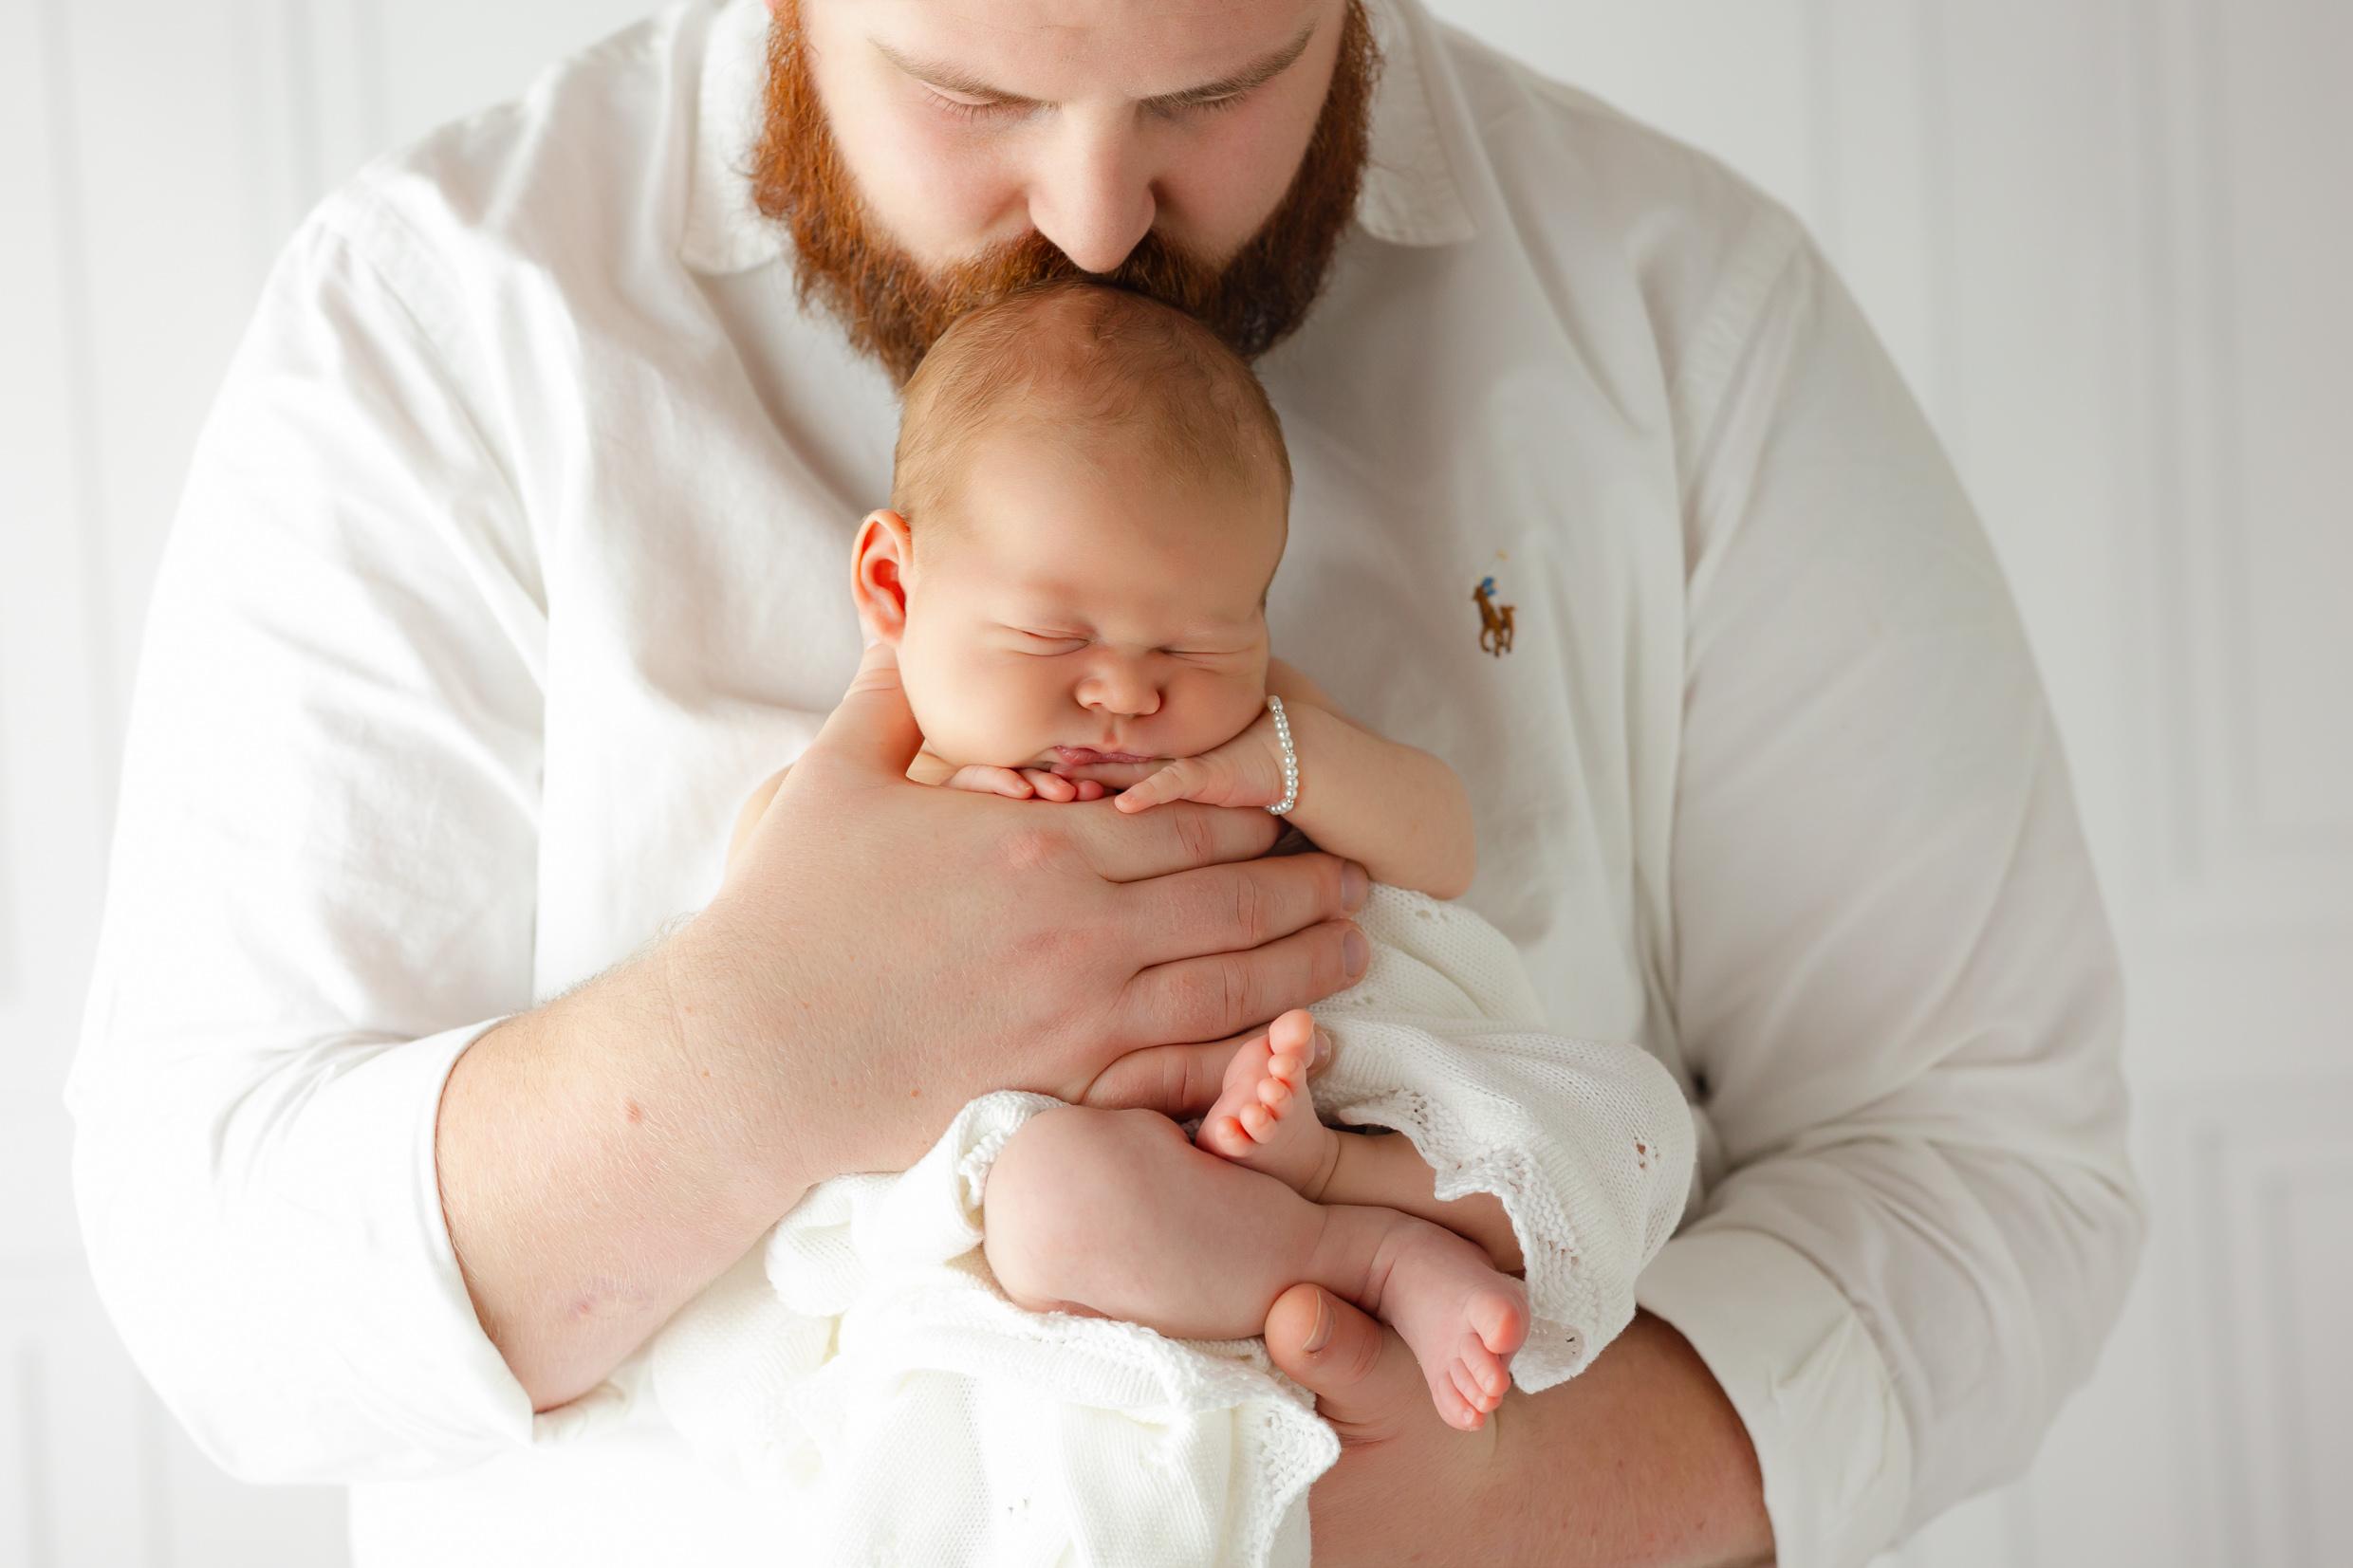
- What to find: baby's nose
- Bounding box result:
[1077,663,1162,718]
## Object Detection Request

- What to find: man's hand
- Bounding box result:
[438,642,1368,1410]
[702,640,1367,1172]
[1266,1289,1773,1566]
[1076,1017,1333,1118]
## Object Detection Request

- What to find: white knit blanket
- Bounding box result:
[650,887,1695,1567]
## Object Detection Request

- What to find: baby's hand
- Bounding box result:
[942,765,1106,803]
[1116,710,1287,814]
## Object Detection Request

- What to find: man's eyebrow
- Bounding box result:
[871,20,1320,112]
[872,40,1044,107]
[1143,22,1320,110]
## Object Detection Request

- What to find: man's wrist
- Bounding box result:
[653,908,835,1208]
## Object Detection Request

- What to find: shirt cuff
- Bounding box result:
[265,1019,627,1467]
[1635,1227,1911,1568]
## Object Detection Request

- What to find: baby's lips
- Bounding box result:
[1051,745,1158,768]
[1046,747,1165,787]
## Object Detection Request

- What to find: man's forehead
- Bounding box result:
[834,0,1330,100]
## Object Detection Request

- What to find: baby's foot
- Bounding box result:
[1196,1011,1337,1195]
[1366,1218,1531,1432]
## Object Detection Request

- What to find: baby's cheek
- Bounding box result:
[1177,672,1271,754]
[912,655,1066,767]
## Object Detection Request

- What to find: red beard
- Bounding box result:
[750,1,1380,385]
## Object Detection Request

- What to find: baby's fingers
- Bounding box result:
[945,765,1036,800]
[1021,767,1078,802]
[1113,762,1196,814]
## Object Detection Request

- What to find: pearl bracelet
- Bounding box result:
[1266,695,1300,816]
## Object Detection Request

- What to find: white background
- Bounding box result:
[3,0,2347,1562]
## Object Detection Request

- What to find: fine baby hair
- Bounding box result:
[889,280,1293,536]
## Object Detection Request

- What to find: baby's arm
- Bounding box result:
[1119,660,1477,899]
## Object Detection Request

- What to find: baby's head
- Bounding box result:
[852,282,1291,790]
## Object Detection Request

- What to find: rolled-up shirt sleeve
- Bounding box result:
[1638,232,2143,1566]
[67,198,552,1481]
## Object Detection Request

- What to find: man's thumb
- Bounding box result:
[802,639,924,781]
[1264,1284,1422,1443]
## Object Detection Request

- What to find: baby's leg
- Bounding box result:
[983,1106,1529,1430]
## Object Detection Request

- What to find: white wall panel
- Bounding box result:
[0,1263,161,1568]
[373,0,658,147]
[2197,0,2353,853]
[2,0,120,1289]
[2129,0,2353,941]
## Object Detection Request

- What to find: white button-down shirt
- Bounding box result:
[67,1,2142,1563]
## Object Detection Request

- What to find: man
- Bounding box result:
[68,0,2141,1562]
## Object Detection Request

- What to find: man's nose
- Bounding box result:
[1076,657,1163,719]
[1026,115,1158,275]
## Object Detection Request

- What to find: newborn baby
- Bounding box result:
[838,279,1529,1430]
[661,282,1694,1567]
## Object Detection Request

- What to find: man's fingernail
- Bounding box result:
[1341,860,1369,911]
[1343,926,1370,979]
[1303,1290,1334,1354]
[1311,1028,1333,1070]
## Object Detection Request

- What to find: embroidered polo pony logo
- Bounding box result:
[1473,577,1516,657]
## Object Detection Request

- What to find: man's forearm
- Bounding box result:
[1305,1310,1773,1566]
[435,933,813,1411]
[1487,1313,1772,1566]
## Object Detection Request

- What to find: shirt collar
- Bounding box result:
[680,0,1476,278]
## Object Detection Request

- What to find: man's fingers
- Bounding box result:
[1117,917,1367,1046]
[1068,799,1282,880]
[1076,1029,1261,1117]
[793,640,924,786]
[1120,854,1369,968]
[1073,1022,1334,1116]
[1265,1285,1425,1445]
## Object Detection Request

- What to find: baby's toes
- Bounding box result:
[1239,1102,1280,1143]
[1266,1050,1309,1091]
[1254,1075,1296,1115]
[1269,1009,1317,1053]
[1197,1114,1251,1158]
[1457,1336,1510,1404]
[1427,1365,1481,1432]
[1450,1359,1501,1417]
[1469,1285,1531,1360]
[1219,1033,1276,1096]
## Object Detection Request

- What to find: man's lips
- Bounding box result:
[1052,747,1157,767]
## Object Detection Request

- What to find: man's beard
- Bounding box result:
[751,1,1379,385]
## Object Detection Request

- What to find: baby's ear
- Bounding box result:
[850,509,915,646]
